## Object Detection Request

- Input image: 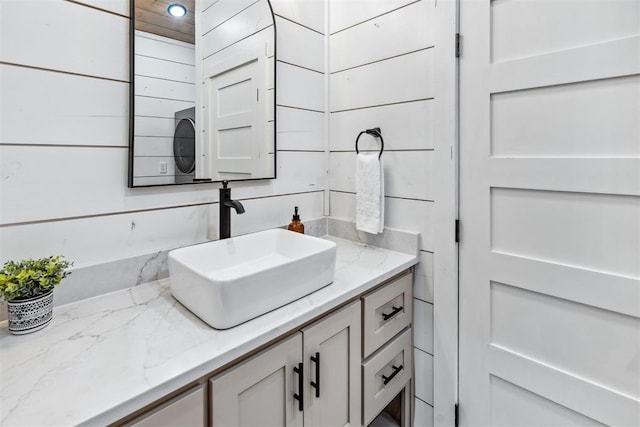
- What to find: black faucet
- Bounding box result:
[219,180,245,240]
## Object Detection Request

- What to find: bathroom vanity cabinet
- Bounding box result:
[212,300,361,426]
[0,235,418,426]
[122,270,413,427]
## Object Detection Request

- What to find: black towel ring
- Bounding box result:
[355,127,384,159]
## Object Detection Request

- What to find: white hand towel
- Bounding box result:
[356,153,384,234]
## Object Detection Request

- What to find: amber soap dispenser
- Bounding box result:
[288,206,305,234]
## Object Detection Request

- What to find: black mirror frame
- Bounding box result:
[128,0,277,188]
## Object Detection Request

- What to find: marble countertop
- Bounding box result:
[0,236,417,426]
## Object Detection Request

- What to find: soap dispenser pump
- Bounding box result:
[288,206,305,234]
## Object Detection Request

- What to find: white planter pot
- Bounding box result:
[7,290,54,335]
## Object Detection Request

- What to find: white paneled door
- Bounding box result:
[459,0,640,426]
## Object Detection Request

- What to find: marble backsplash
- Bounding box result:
[0,217,418,322]
[327,218,418,256]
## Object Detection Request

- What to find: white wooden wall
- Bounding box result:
[134,31,195,184]
[0,0,325,270]
[328,1,436,425]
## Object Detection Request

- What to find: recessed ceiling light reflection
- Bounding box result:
[167,3,187,17]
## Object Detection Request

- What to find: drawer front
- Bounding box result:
[130,385,206,427]
[362,272,413,358]
[362,328,413,426]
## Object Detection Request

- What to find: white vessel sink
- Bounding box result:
[168,229,337,329]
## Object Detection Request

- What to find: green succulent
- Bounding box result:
[0,256,72,301]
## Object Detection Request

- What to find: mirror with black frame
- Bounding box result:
[129,0,276,187]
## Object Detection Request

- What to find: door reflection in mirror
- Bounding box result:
[129,0,276,187]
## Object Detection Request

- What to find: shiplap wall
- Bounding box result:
[133,30,195,184]
[0,0,326,269]
[328,1,436,425]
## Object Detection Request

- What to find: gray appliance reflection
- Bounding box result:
[173,107,196,184]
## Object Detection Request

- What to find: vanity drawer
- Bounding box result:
[129,385,206,427]
[362,328,413,426]
[362,272,412,358]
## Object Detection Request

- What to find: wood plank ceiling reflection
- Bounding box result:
[135,0,195,44]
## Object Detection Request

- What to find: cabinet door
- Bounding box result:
[130,385,206,427]
[302,301,362,427]
[210,334,303,427]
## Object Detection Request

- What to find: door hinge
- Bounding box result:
[455,219,460,243]
[455,403,460,427]
[455,33,461,58]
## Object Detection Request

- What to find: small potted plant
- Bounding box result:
[0,256,72,335]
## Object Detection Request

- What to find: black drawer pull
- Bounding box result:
[382,306,403,321]
[293,362,303,411]
[310,352,320,398]
[382,364,404,385]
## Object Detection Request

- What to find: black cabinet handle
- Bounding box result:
[382,306,403,321]
[382,364,404,385]
[293,362,303,411]
[310,352,320,398]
